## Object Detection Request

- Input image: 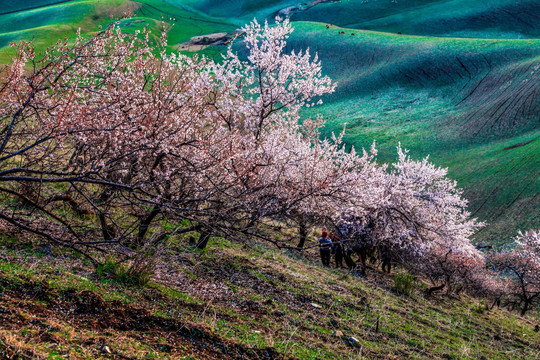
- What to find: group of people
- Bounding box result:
[318,230,351,269]
[318,228,394,274]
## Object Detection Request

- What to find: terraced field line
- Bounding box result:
[0,0,76,16]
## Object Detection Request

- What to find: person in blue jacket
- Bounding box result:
[319,230,332,266]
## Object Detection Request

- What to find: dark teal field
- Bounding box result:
[0,0,538,244]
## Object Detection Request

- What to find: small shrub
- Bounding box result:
[228,283,239,293]
[417,281,428,291]
[394,272,415,296]
[96,258,120,279]
[96,257,153,287]
[224,259,243,271]
[124,260,154,287]
[472,300,488,314]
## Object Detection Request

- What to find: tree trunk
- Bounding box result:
[297,217,307,248]
[137,205,161,246]
[99,214,114,241]
[521,299,530,316]
[98,190,114,241]
[426,283,445,297]
[196,230,211,250]
[491,296,501,309]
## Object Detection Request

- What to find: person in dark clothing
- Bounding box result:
[318,230,332,266]
[343,247,357,270]
[331,234,344,268]
[379,244,392,273]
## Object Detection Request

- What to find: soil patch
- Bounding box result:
[0,274,288,360]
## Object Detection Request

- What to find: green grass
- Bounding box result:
[440,130,540,244]
[0,0,235,63]
[135,0,236,45]
[0,0,65,14]
[177,0,298,22]
[170,0,540,39]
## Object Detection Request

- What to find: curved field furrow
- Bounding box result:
[0,0,71,15]
[458,59,539,139]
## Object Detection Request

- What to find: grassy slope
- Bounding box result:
[0,1,538,242]
[0,0,138,63]
[290,0,540,39]
[179,0,298,20]
[0,236,539,359]
[134,0,236,45]
[175,0,540,39]
[0,3,538,359]
[0,0,236,62]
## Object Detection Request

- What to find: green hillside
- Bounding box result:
[0,0,235,62]
[1,236,539,359]
[0,0,538,243]
[170,0,540,39]
[289,0,540,39]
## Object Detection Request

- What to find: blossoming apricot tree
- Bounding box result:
[490,230,540,315]
[0,17,484,284]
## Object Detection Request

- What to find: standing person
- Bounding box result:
[319,230,332,266]
[331,234,344,269]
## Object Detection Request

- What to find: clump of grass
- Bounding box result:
[393,272,415,296]
[471,300,489,314]
[96,258,153,287]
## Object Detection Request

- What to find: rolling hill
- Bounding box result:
[0,0,538,244]
[289,0,540,39]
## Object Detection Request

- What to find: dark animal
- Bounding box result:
[196,231,211,249]
[381,255,391,273]
[343,248,357,270]
[352,243,376,269]
[378,243,392,273]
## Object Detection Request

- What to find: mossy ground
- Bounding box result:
[1,233,538,359]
